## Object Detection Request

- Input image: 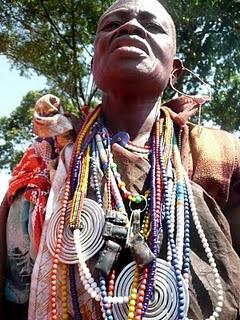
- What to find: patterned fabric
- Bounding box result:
[7,138,57,253]
[33,94,73,138]
[188,123,240,211]
[5,192,34,305]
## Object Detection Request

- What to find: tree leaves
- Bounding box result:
[0,0,239,170]
[0,91,39,171]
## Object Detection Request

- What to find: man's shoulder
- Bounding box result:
[188,122,239,144]
[187,123,240,174]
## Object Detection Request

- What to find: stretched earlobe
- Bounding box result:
[171,58,184,82]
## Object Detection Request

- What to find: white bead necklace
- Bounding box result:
[184,173,224,320]
[74,229,129,304]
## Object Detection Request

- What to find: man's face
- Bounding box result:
[93,0,176,94]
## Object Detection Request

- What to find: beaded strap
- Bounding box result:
[69,264,82,320]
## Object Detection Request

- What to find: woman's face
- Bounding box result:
[93,0,176,95]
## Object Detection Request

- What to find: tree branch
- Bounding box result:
[39,0,73,50]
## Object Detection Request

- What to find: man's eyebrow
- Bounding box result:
[139,11,173,34]
[98,8,173,33]
[98,9,131,26]
[138,11,157,21]
[98,8,172,34]
[99,9,158,23]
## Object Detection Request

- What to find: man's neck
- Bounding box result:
[101,93,161,146]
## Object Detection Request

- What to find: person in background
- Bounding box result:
[0,94,76,319]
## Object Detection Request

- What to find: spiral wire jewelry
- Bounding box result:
[47,198,105,264]
[112,259,189,320]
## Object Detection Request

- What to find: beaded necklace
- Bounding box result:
[112,131,151,155]
[48,104,223,320]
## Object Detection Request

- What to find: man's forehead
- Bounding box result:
[105,0,165,12]
[99,0,174,27]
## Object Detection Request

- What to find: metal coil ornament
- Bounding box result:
[46,198,105,264]
[112,258,189,320]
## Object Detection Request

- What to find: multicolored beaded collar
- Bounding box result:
[47,104,223,320]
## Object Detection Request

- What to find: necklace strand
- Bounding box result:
[50,105,223,320]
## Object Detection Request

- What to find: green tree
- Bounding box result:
[162,0,240,131]
[0,0,112,108]
[0,91,41,171]
[0,0,239,170]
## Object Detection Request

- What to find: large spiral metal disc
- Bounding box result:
[112,258,189,320]
[46,198,105,264]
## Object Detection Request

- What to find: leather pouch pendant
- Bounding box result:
[129,234,155,268]
[95,240,121,275]
[105,210,129,225]
[102,221,128,240]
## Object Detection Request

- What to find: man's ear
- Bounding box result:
[171,57,184,82]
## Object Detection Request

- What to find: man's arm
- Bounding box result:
[224,136,240,256]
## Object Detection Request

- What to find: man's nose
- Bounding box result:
[116,19,146,38]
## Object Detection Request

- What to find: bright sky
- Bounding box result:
[0,55,47,201]
[0,55,47,117]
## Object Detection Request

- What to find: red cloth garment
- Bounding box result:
[7,138,56,253]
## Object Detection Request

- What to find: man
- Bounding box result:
[6,0,240,319]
